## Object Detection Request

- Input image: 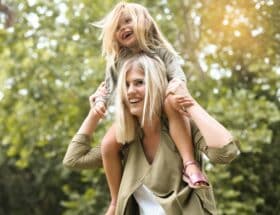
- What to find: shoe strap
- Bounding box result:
[183,160,197,169]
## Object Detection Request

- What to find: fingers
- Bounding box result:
[88,82,109,117]
[96,82,107,96]
[93,102,106,118]
[89,82,108,108]
[173,95,193,107]
[174,95,194,118]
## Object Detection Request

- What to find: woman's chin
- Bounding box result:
[130,109,143,119]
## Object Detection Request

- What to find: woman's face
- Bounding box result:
[115,11,137,48]
[125,64,145,119]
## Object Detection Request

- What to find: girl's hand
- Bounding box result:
[89,82,108,118]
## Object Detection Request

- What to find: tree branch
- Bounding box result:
[0,1,15,28]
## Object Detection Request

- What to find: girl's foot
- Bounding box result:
[182,160,209,189]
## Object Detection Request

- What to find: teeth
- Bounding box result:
[122,31,132,40]
[129,99,140,103]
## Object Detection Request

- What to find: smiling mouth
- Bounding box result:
[122,31,133,40]
[129,98,141,104]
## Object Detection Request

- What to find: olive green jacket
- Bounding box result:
[63,123,239,215]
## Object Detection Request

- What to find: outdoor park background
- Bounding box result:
[0,0,279,214]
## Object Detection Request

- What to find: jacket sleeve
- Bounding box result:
[191,122,240,164]
[102,64,118,106]
[63,134,103,170]
[157,48,186,82]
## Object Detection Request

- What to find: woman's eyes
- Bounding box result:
[126,80,144,87]
[135,80,144,86]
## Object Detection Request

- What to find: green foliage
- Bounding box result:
[0,0,279,214]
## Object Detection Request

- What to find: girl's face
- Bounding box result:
[125,64,145,119]
[115,11,137,49]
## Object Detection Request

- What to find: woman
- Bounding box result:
[63,54,239,214]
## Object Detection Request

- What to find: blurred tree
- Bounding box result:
[0,0,113,214]
[166,0,280,214]
[0,0,15,28]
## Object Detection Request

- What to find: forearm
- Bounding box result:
[63,109,103,169]
[187,100,233,148]
[77,109,101,135]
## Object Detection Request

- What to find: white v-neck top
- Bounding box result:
[133,184,166,215]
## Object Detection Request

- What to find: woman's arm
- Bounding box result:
[170,81,240,163]
[169,80,234,148]
[191,122,239,164]
[63,84,107,169]
[186,101,240,164]
[186,99,233,148]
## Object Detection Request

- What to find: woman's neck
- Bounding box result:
[142,117,160,137]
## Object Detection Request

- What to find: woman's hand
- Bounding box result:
[166,79,194,115]
[89,82,108,118]
[176,96,195,117]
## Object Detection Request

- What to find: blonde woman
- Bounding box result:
[92,2,209,212]
[63,54,239,214]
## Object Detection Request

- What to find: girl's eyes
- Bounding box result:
[116,16,132,32]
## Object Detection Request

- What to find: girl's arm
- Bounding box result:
[157,48,186,82]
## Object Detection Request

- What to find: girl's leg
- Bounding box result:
[164,95,208,188]
[101,124,122,215]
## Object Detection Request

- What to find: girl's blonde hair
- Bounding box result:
[93,2,177,67]
[115,54,168,143]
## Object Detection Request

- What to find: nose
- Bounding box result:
[119,24,126,32]
[127,84,136,96]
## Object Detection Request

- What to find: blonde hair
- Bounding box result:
[93,2,177,67]
[115,54,168,143]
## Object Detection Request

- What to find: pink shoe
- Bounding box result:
[182,161,209,189]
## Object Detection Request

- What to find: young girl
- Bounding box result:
[92,2,208,214]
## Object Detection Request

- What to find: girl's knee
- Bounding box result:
[164,95,173,111]
[101,127,120,157]
[164,95,177,117]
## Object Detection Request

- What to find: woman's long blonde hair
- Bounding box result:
[93,2,177,67]
[115,54,168,143]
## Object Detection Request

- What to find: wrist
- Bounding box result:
[185,99,199,111]
[88,108,99,120]
[95,96,106,106]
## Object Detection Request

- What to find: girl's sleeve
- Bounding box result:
[191,122,240,164]
[102,65,118,106]
[63,134,103,170]
[158,48,186,82]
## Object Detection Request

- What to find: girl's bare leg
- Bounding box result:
[101,124,122,215]
[164,95,208,188]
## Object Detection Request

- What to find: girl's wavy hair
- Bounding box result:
[93,2,177,67]
[115,54,168,143]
